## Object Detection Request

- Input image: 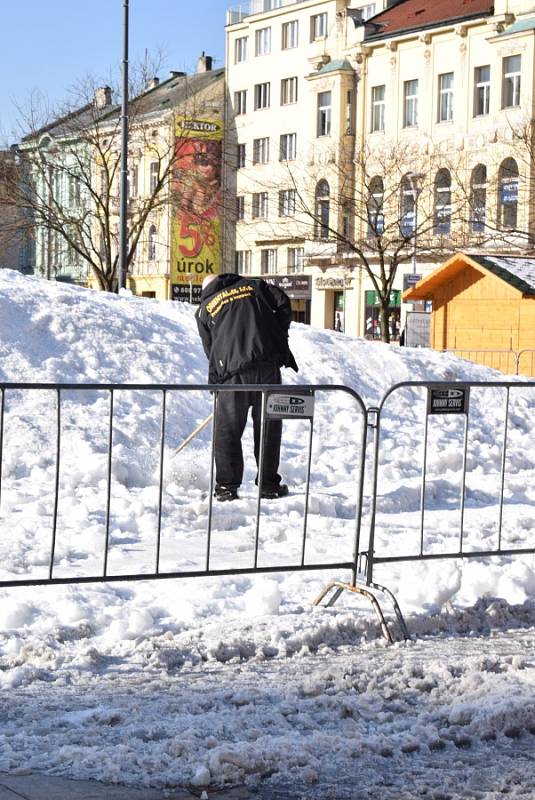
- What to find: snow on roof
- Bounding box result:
[469,253,535,295]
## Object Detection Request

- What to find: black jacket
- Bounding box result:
[195,274,299,383]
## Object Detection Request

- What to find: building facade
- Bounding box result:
[225,0,535,339]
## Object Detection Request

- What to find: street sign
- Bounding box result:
[427,386,470,415]
[403,273,422,291]
[266,390,314,419]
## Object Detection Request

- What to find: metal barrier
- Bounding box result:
[2,379,535,644]
[447,348,535,377]
[364,379,535,579]
[0,382,402,636]
[447,349,519,375]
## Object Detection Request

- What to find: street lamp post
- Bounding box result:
[407,172,424,275]
[118,0,129,293]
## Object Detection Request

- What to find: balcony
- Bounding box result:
[227,0,306,25]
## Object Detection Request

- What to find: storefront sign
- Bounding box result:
[427,386,470,415]
[266,390,314,419]
[264,275,311,299]
[315,275,354,290]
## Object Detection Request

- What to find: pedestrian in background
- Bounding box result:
[196,273,298,502]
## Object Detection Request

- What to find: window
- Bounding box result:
[280,132,297,161]
[235,250,251,274]
[99,168,107,200]
[403,80,418,128]
[367,176,384,237]
[315,180,330,239]
[252,191,268,219]
[438,73,454,122]
[433,169,452,235]
[498,158,519,229]
[255,27,271,56]
[236,195,245,220]
[281,77,298,105]
[68,174,81,206]
[470,164,487,233]
[400,175,416,236]
[129,165,138,199]
[502,55,521,108]
[260,249,277,274]
[254,82,270,110]
[282,20,298,49]
[371,85,385,132]
[234,90,247,115]
[279,188,296,216]
[288,247,304,273]
[311,12,327,40]
[150,161,159,193]
[317,91,332,136]
[148,225,157,260]
[253,137,270,165]
[360,3,377,19]
[237,143,246,168]
[235,36,248,63]
[474,66,490,116]
[346,89,355,134]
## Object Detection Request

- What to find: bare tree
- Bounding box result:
[275,140,475,342]
[1,60,224,292]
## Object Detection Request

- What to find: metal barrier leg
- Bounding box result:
[313,579,405,643]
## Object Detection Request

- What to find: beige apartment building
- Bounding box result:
[225,0,535,339]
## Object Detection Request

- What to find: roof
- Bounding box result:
[365,0,493,40]
[497,15,535,36]
[314,59,354,75]
[21,68,224,144]
[403,252,535,300]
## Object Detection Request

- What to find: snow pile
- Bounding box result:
[1,270,535,795]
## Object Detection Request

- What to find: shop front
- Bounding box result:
[311,273,358,333]
[263,275,312,323]
[364,289,401,341]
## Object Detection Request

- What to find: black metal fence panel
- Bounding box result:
[0,383,367,589]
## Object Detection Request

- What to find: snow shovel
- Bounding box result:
[174,413,213,455]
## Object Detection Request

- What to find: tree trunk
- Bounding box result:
[380,302,391,343]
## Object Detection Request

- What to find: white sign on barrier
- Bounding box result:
[266,392,315,419]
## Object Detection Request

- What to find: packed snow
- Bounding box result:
[0,269,534,798]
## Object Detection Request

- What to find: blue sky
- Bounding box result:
[0,0,229,144]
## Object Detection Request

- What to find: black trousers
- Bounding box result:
[214,363,282,491]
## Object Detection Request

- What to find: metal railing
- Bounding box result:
[447,348,535,377]
[365,381,535,584]
[0,382,367,587]
[2,379,535,642]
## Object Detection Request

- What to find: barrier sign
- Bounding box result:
[266,391,314,419]
[427,386,470,415]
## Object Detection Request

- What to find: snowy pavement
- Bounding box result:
[2,618,535,799]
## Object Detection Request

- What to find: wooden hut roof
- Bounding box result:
[403,253,535,300]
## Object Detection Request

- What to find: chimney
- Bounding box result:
[94,86,112,108]
[147,77,160,90]
[196,52,213,73]
[169,70,186,79]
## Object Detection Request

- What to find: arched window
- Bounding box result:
[470,164,487,233]
[315,180,330,239]
[498,158,519,229]
[400,174,416,236]
[367,176,384,237]
[434,168,451,235]
[148,225,157,261]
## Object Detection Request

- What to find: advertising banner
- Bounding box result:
[171,115,223,294]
